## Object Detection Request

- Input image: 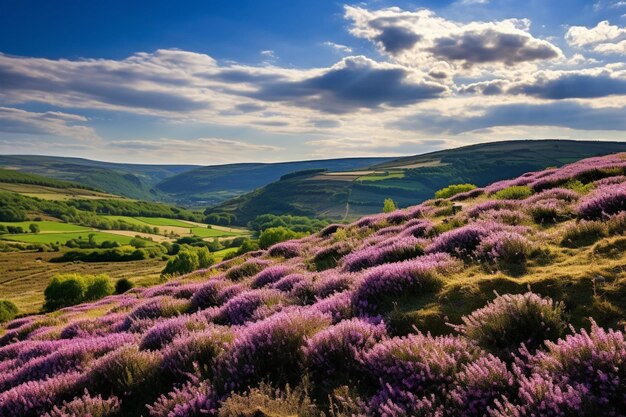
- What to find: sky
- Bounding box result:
[0,0,626,164]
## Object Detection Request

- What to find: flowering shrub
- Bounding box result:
[304,318,387,394]
[148,381,217,417]
[225,259,270,281]
[361,333,482,416]
[268,241,301,258]
[139,314,208,350]
[352,253,457,315]
[215,288,287,325]
[270,273,306,292]
[250,265,292,288]
[476,231,533,265]
[312,241,352,271]
[160,326,233,383]
[42,390,121,417]
[343,236,424,272]
[577,182,626,220]
[87,346,162,397]
[493,185,534,200]
[189,279,228,311]
[456,292,566,358]
[215,309,330,394]
[447,354,513,417]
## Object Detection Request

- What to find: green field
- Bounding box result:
[0,221,92,233]
[4,231,134,245]
[135,217,194,227]
[357,172,405,182]
[190,226,242,238]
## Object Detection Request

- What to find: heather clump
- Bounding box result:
[215,288,287,325]
[215,309,330,394]
[561,220,607,247]
[225,259,270,281]
[42,390,121,417]
[352,253,457,315]
[303,318,387,394]
[312,241,352,271]
[250,265,292,288]
[577,182,626,220]
[361,333,482,416]
[342,235,424,272]
[148,381,218,417]
[476,231,533,266]
[456,292,566,358]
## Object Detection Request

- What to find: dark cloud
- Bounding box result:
[429,29,559,66]
[310,119,341,128]
[459,80,507,95]
[394,102,626,133]
[209,70,284,84]
[234,103,266,113]
[370,19,422,54]
[244,57,446,114]
[509,73,626,99]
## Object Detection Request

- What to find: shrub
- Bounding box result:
[493,186,533,200]
[361,333,482,415]
[259,227,307,250]
[524,321,626,414]
[268,240,301,258]
[577,183,626,220]
[607,212,626,235]
[190,279,228,310]
[216,288,287,325]
[114,278,134,294]
[447,355,514,417]
[303,318,387,395]
[352,253,457,315]
[342,236,424,272]
[44,274,88,310]
[435,183,477,199]
[161,247,214,277]
[383,198,397,213]
[476,231,533,265]
[456,292,566,358]
[250,265,292,289]
[312,241,352,271]
[561,220,607,247]
[87,346,162,397]
[225,259,270,281]
[42,390,121,417]
[215,309,330,394]
[0,299,18,323]
[218,383,316,417]
[147,381,218,417]
[84,275,114,301]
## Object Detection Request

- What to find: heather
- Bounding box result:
[1,153,626,416]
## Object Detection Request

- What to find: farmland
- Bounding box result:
[3,231,134,245]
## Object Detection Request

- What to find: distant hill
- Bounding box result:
[155,157,392,206]
[0,155,198,201]
[208,140,626,224]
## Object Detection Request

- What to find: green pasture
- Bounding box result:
[3,231,133,245]
[0,221,92,233]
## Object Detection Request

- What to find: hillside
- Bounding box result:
[155,157,392,206]
[0,155,198,201]
[209,139,626,224]
[1,152,626,416]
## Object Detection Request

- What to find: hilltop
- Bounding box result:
[1,151,625,416]
[208,139,626,224]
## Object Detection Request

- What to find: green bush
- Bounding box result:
[28,223,40,233]
[259,227,307,250]
[44,274,88,310]
[383,198,397,213]
[493,186,533,200]
[0,300,18,323]
[435,183,477,199]
[115,278,135,294]
[84,275,114,301]
[44,273,113,310]
[161,246,214,277]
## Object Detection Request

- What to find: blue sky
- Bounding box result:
[1,0,625,164]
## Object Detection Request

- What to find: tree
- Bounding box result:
[0,207,26,221]
[44,274,87,310]
[383,198,397,213]
[161,248,200,277]
[115,278,135,294]
[196,246,216,269]
[259,227,306,249]
[29,223,40,233]
[0,300,18,323]
[84,275,114,301]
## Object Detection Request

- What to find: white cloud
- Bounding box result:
[566,20,626,54]
[322,41,353,54]
[0,107,99,141]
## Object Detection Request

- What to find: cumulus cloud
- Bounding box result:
[394,102,626,134]
[243,56,447,114]
[566,21,626,55]
[0,107,98,141]
[345,6,561,70]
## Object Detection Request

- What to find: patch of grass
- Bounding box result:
[357,172,405,182]
[191,227,243,238]
[0,220,91,233]
[493,186,534,200]
[3,231,134,245]
[135,217,195,227]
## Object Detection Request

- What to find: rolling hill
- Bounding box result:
[0,155,198,201]
[208,140,626,224]
[2,151,626,416]
[154,157,392,206]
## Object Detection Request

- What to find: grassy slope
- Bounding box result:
[155,157,392,206]
[0,221,91,233]
[3,231,134,245]
[0,155,198,200]
[210,140,626,224]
